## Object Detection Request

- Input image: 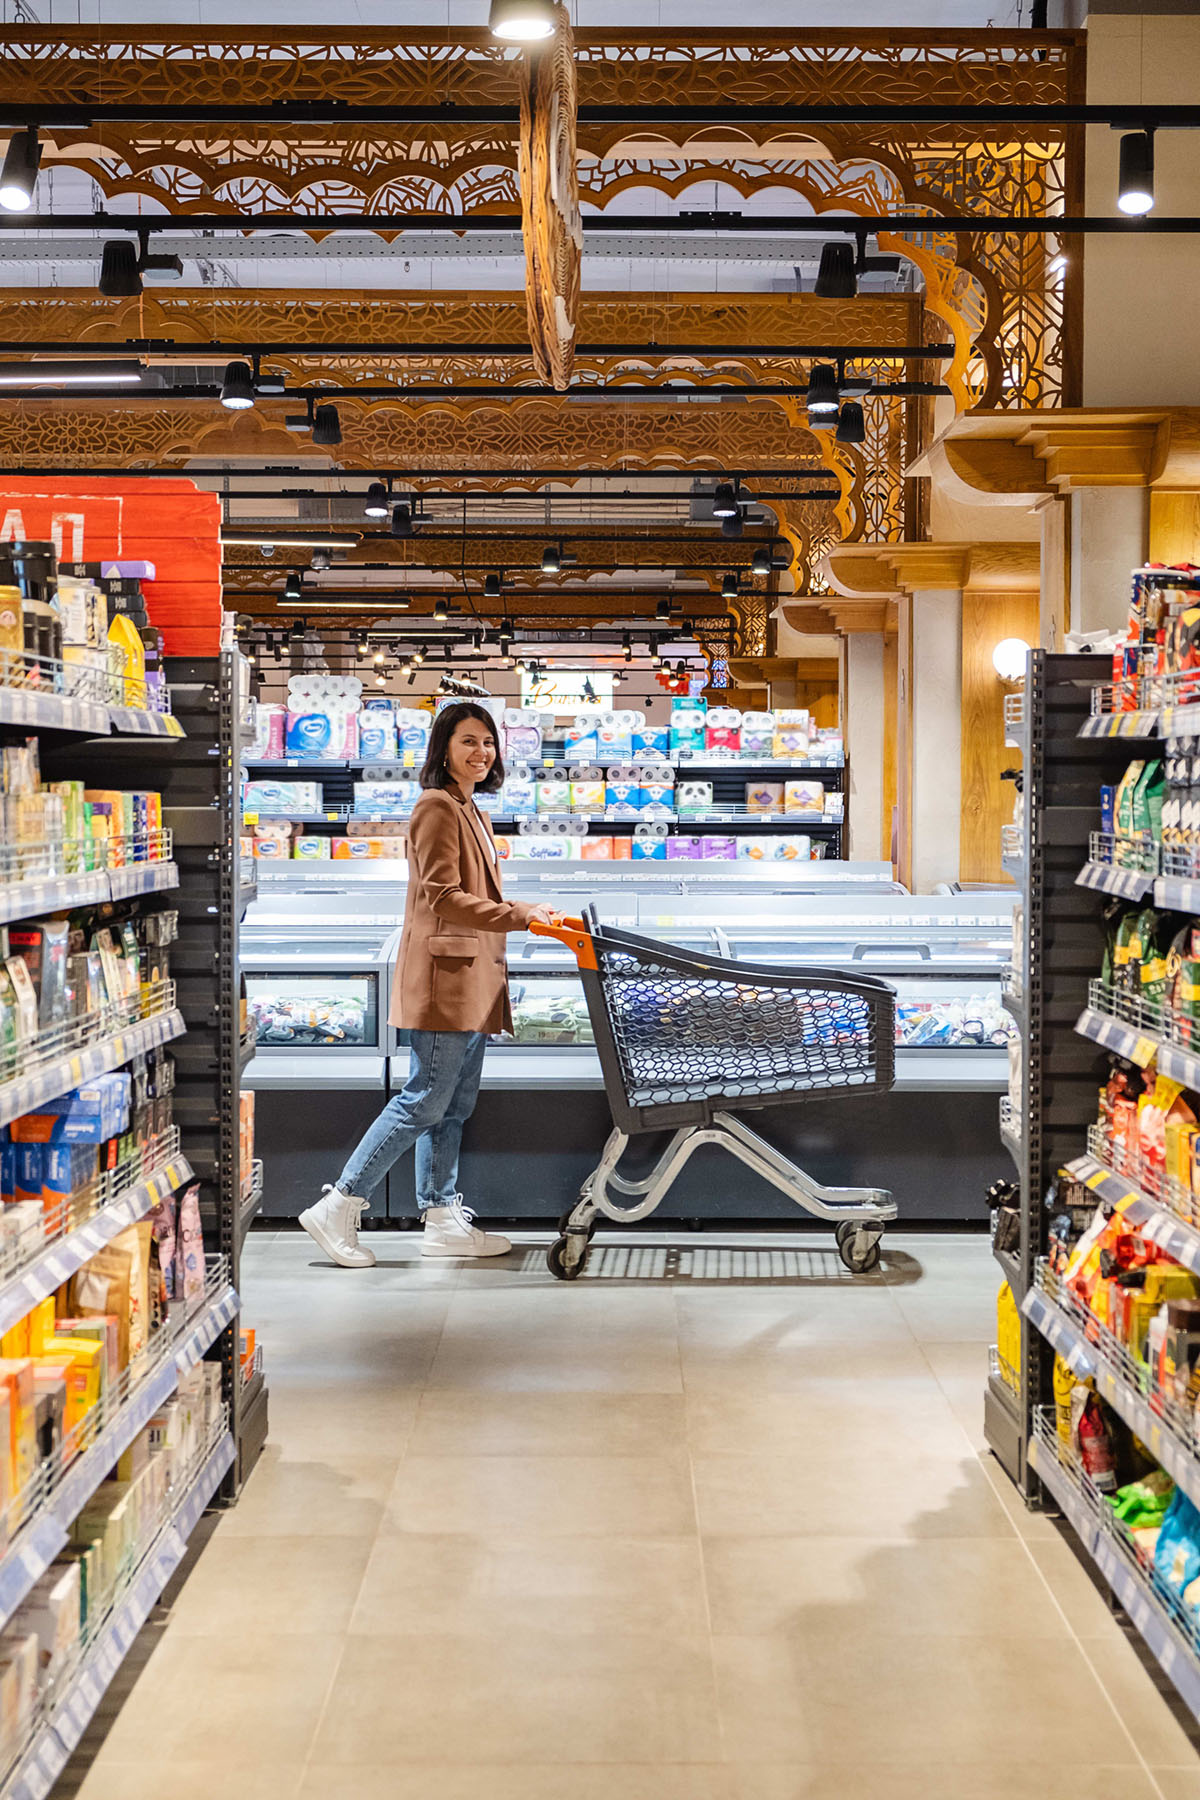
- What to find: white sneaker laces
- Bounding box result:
[448,1195,478,1233]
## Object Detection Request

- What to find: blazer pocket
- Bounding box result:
[428,934,480,959]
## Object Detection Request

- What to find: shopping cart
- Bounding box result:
[530,907,898,1279]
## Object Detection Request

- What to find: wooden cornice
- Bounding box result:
[819,539,1040,600]
[910,407,1200,506]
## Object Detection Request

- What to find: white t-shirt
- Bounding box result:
[472,801,498,864]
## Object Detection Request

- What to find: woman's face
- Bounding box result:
[445,715,497,792]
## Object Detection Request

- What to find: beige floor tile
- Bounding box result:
[167,1535,371,1636]
[311,1631,721,1764]
[425,1289,683,1392]
[299,1766,739,1800]
[99,1634,342,1764]
[694,1450,1015,1540]
[712,1631,1132,1764]
[350,1530,710,1637]
[383,1453,696,1537]
[918,1341,992,1451]
[265,1384,420,1463]
[1024,1535,1123,1637]
[1077,1633,1200,1766]
[1153,1773,1200,1800]
[218,1446,397,1539]
[75,1765,305,1800]
[409,1390,688,1458]
[730,1768,1161,1800]
[684,1384,971,1461]
[702,1535,1072,1637]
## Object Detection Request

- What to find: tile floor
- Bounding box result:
[68,1228,1200,1799]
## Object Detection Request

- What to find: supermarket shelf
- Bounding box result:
[244,808,844,833]
[999,1097,1022,1166]
[1028,1431,1200,1731]
[238,1170,264,1243]
[0,1006,186,1131]
[1074,1004,1161,1071]
[108,704,185,739]
[1161,703,1200,738]
[0,685,109,737]
[1155,875,1200,913]
[0,1154,193,1343]
[1062,1152,1200,1278]
[175,1281,239,1375]
[1076,860,1156,901]
[1077,709,1161,740]
[5,1428,235,1800]
[0,860,179,927]
[243,755,846,774]
[993,1243,1023,1295]
[1022,1281,1200,1509]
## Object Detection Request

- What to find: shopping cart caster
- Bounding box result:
[835,1221,883,1275]
[547,1235,589,1281]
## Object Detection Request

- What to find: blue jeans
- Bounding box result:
[337,1029,487,1209]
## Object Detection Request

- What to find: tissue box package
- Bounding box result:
[243,781,321,815]
[706,708,742,754]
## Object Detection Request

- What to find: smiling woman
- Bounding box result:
[298,701,558,1269]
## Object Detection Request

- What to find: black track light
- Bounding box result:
[675,660,687,678]
[1118,130,1155,216]
[651,645,662,667]
[836,400,867,446]
[312,404,341,448]
[484,573,502,600]
[373,648,385,665]
[418,645,430,664]
[391,502,414,539]
[751,545,771,577]
[364,482,389,520]
[721,513,744,541]
[541,543,562,574]
[140,250,183,285]
[99,240,142,299]
[712,482,738,519]
[722,572,739,600]
[287,621,305,647]
[622,631,632,664]
[806,363,841,418]
[0,128,41,213]
[220,359,255,410]
[433,596,449,622]
[814,242,857,299]
[355,636,368,658]
[655,598,671,624]
[283,571,302,602]
[375,669,387,688]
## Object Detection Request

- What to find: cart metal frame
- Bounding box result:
[532,907,898,1278]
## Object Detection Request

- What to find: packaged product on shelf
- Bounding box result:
[676,780,713,813]
[501,769,537,816]
[699,836,736,860]
[564,718,600,762]
[353,781,416,816]
[772,709,811,759]
[3,958,36,1039]
[243,781,321,816]
[745,781,783,814]
[579,837,614,860]
[595,714,633,763]
[253,822,295,860]
[669,699,707,758]
[633,727,668,758]
[357,702,397,761]
[503,708,542,761]
[394,709,429,762]
[666,836,702,860]
[740,712,775,757]
[568,774,604,814]
[240,1088,255,1194]
[785,779,824,815]
[292,836,331,859]
[248,702,286,761]
[0,1631,38,1750]
[705,707,742,754]
[632,825,667,860]
[331,837,403,859]
[8,1560,79,1687]
[7,921,67,1029]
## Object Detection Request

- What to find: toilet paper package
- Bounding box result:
[595,714,632,763]
[292,836,331,859]
[669,700,708,757]
[503,709,543,761]
[746,781,784,814]
[605,782,640,818]
[666,836,702,859]
[332,837,404,860]
[824,791,845,819]
[579,836,614,860]
[250,704,286,760]
[517,837,570,860]
[493,834,512,860]
[705,707,742,754]
[252,836,290,860]
[633,728,669,758]
[676,780,713,812]
[536,774,572,813]
[632,820,669,860]
[500,774,537,817]
[570,780,605,813]
[785,779,824,815]
[773,709,812,759]
[395,712,430,761]
[244,781,321,814]
[699,836,736,860]
[357,704,398,762]
[737,834,811,862]
[354,780,418,816]
[740,712,776,757]
[285,710,337,759]
[640,785,675,816]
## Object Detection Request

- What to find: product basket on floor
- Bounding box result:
[530,907,898,1277]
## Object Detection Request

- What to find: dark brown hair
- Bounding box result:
[419,701,505,793]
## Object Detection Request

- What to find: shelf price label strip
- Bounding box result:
[1021,1287,1096,1378]
[175,1284,239,1376]
[107,706,185,739]
[0,1157,194,1344]
[1078,710,1161,740]
[1156,877,1200,914]
[0,862,180,929]
[1063,1154,1200,1278]
[0,1009,185,1131]
[1076,863,1155,901]
[4,1432,235,1800]
[0,689,109,737]
[1074,1007,1159,1069]
[1028,1436,1200,1729]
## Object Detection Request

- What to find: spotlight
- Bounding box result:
[287,621,305,647]
[751,545,771,577]
[484,573,503,600]
[310,550,331,573]
[416,646,428,665]
[498,623,513,654]
[722,572,739,600]
[312,404,341,448]
[355,637,368,658]
[489,0,557,41]
[622,632,632,664]
[712,482,738,519]
[0,128,40,212]
[364,482,389,520]
[721,513,744,541]
[244,643,256,666]
[219,359,255,411]
[805,363,840,417]
[651,645,662,667]
[283,571,302,602]
[541,543,562,574]
[992,637,1031,682]
[433,597,448,622]
[391,502,413,539]
[655,599,671,623]
[814,241,857,299]
[373,649,385,665]
[836,400,867,446]
[375,670,387,687]
[675,660,687,678]
[1118,130,1155,216]
[140,250,183,285]
[99,241,142,299]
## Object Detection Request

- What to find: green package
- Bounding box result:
[1116,761,1146,839]
[1131,760,1166,845]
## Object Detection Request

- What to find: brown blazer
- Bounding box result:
[389,784,536,1035]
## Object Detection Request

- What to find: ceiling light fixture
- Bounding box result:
[835,400,867,445]
[433,596,449,622]
[992,637,1031,683]
[283,571,302,602]
[140,250,184,285]
[721,513,744,541]
[814,241,857,299]
[1118,130,1155,216]
[541,543,561,574]
[484,573,503,600]
[655,598,671,624]
[805,363,841,417]
[219,358,255,411]
[488,0,557,42]
[0,359,143,387]
[712,482,738,519]
[751,545,771,577]
[0,128,41,212]
[98,240,142,298]
[312,403,342,448]
[390,502,414,539]
[375,670,387,687]
[364,482,389,520]
[722,572,739,600]
[356,636,368,658]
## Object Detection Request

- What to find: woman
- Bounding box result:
[300,702,555,1268]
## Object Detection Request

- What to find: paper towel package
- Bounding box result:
[785,779,825,814]
[740,712,775,757]
[746,781,784,814]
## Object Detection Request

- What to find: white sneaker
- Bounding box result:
[299,1185,375,1268]
[422,1196,511,1258]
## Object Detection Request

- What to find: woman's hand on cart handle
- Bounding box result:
[526,904,561,930]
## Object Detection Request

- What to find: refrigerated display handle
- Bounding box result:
[851,942,932,960]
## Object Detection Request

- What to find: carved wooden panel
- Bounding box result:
[518,8,582,390]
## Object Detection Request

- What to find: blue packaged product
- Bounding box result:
[633,728,669,758]
[1100,785,1116,838]
[357,714,397,760]
[631,838,667,860]
[0,1128,12,1203]
[398,723,429,758]
[37,1072,131,1142]
[285,710,335,758]
[15,1143,42,1205]
[1156,1489,1200,1596]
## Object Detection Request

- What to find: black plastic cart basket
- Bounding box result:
[530,906,898,1279]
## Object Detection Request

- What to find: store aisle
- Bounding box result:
[72,1231,1200,1799]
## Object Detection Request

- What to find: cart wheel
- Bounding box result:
[547,1237,588,1281]
[834,1221,856,1251]
[557,1205,598,1242]
[838,1229,882,1275]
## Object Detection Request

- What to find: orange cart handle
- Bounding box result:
[528,914,598,970]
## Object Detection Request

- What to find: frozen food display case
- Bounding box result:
[241,861,1016,1223]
